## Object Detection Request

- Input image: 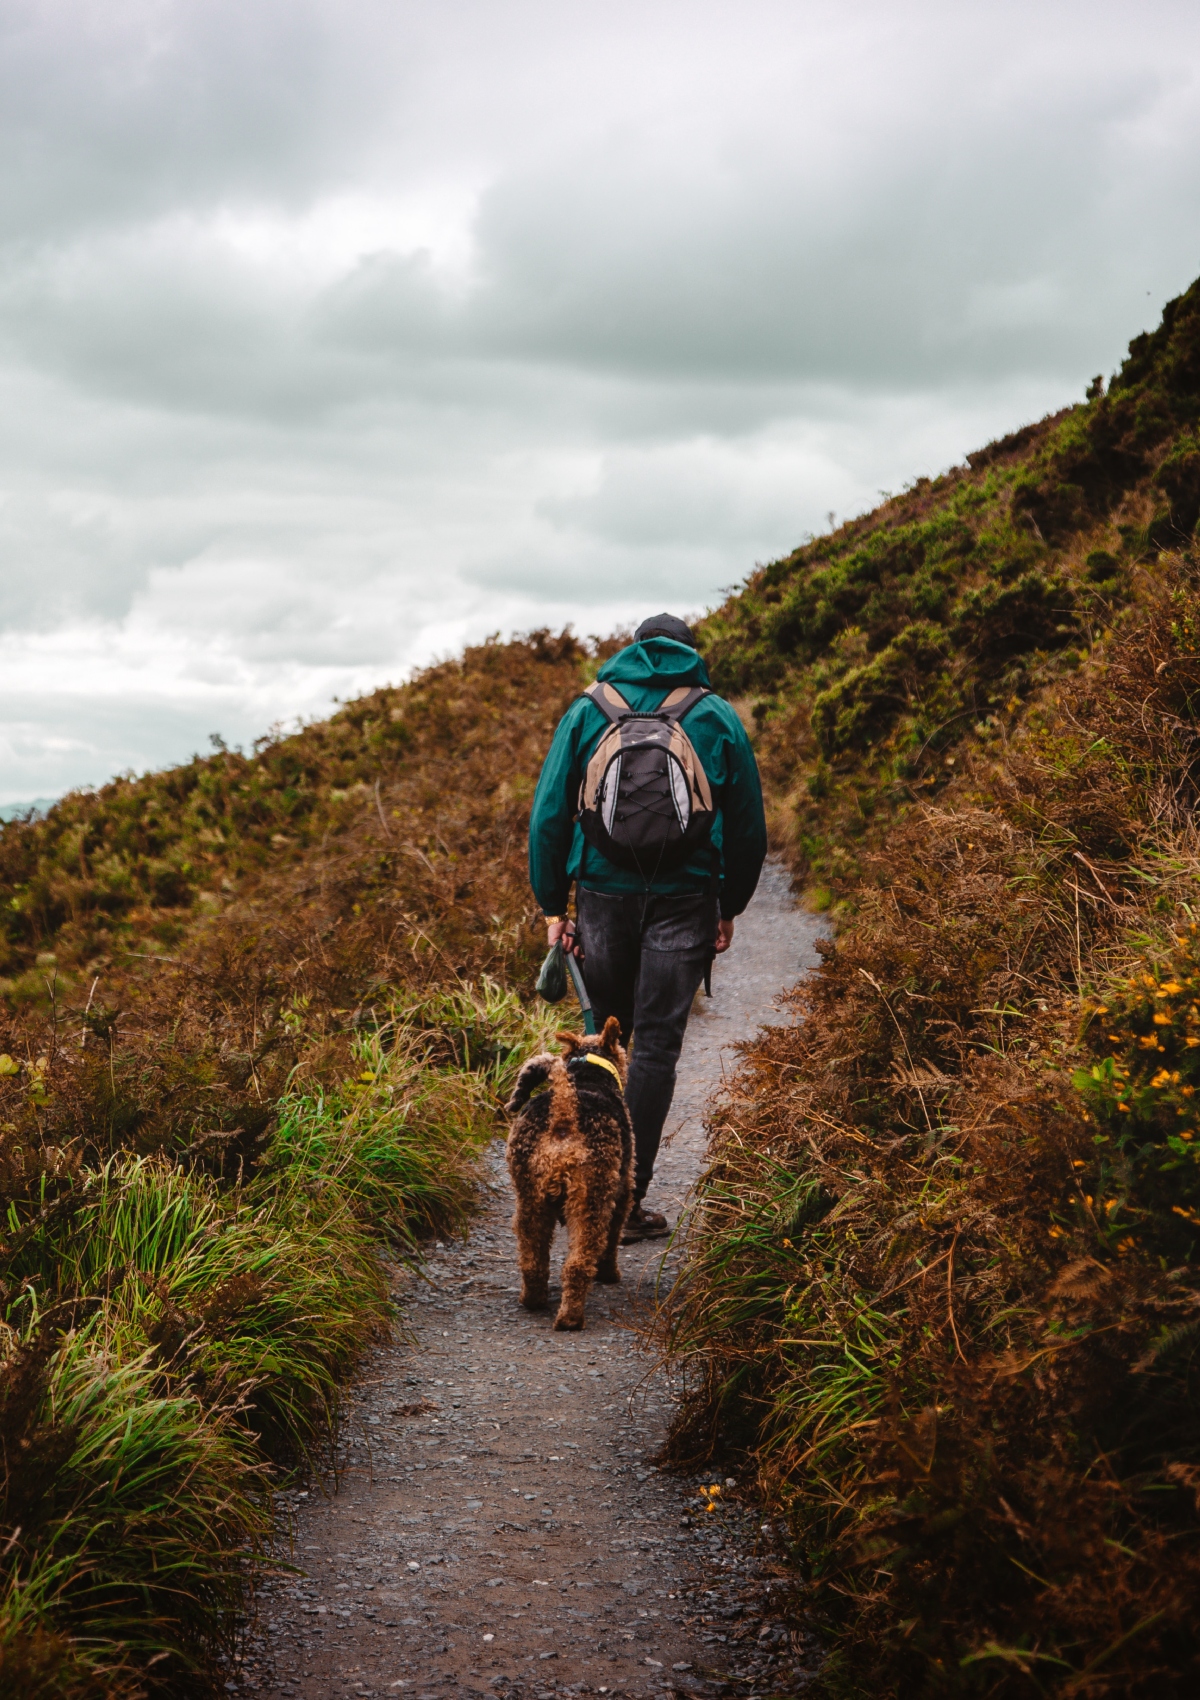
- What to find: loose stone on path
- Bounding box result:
[238,860,825,1698]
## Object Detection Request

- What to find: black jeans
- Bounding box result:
[575,885,717,1202]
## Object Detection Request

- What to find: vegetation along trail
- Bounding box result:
[244,859,826,1700]
[8,278,1200,1698]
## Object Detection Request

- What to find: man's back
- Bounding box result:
[528,633,766,920]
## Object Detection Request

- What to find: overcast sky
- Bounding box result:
[2,0,1199,801]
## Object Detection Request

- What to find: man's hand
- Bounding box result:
[547,917,582,958]
[714,917,735,954]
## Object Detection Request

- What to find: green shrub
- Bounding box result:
[950,570,1078,662]
[811,621,950,752]
[1153,430,1200,544]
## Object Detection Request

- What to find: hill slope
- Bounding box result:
[704,282,1200,900]
[0,631,587,1695]
[659,279,1200,1696]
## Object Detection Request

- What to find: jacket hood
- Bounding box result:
[596,637,712,689]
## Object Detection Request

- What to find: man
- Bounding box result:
[528,612,768,1239]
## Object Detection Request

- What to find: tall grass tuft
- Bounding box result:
[270,977,552,1252]
[1,1323,270,1695]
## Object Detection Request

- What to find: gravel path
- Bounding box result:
[239,861,825,1700]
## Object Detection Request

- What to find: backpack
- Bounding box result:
[576,681,716,879]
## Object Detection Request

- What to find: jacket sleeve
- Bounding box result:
[715,708,768,918]
[528,699,590,915]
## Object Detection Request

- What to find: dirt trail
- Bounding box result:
[239,860,825,1700]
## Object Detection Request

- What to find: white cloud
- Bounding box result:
[1,0,1199,799]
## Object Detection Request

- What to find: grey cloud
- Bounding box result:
[460,81,1195,389]
[462,534,725,605]
[0,690,258,803]
[0,0,415,241]
[538,442,820,552]
[3,0,1200,796]
[6,3,1194,427]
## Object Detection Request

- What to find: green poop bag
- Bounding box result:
[536,943,568,1003]
[535,943,597,1034]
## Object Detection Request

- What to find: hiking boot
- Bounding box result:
[621,1202,670,1243]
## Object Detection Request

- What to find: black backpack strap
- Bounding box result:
[656,684,710,721]
[583,681,632,723]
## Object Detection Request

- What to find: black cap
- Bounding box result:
[634,613,697,648]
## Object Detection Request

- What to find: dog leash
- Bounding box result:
[562,948,598,1036]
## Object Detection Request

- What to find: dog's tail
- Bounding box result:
[504,1053,577,1142]
[504,1052,556,1117]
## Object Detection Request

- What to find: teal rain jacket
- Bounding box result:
[528,637,768,918]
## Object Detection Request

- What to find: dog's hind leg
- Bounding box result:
[596,1175,632,1285]
[555,1170,616,1331]
[513,1192,558,1311]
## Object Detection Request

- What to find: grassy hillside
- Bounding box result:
[704,281,1200,905]
[660,279,1200,1695]
[0,631,586,1695]
[7,269,1200,1698]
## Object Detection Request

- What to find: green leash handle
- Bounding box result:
[563,947,597,1036]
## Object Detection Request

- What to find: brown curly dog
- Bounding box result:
[503,1014,633,1331]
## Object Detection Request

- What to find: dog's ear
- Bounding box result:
[600,1015,623,1054]
[557,1030,583,1055]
